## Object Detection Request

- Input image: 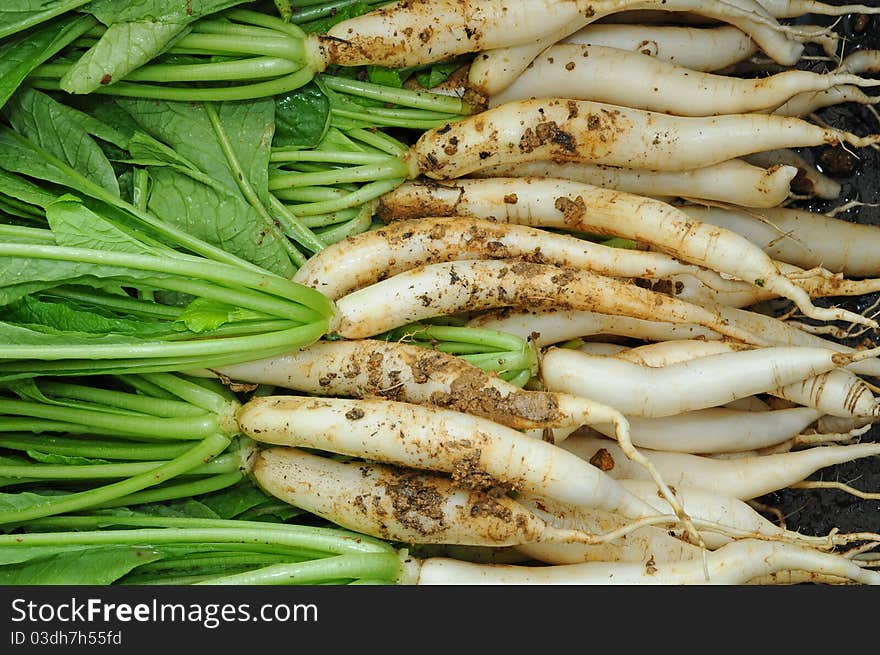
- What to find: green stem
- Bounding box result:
[0,326,327,380]
[196,552,402,585]
[171,33,306,61]
[313,204,373,244]
[0,224,54,242]
[268,194,327,254]
[270,150,393,166]
[0,419,148,438]
[274,177,402,216]
[224,8,308,38]
[0,451,237,480]
[344,128,409,157]
[92,472,244,509]
[45,286,182,320]
[36,381,206,418]
[0,433,231,525]
[0,322,328,366]
[203,101,308,268]
[0,398,218,440]
[0,241,336,318]
[0,434,193,461]
[30,67,318,103]
[4,520,394,555]
[320,74,470,114]
[269,159,407,189]
[135,373,236,416]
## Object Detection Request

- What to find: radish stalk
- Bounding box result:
[486,44,880,116]
[377,177,876,328]
[473,159,798,208]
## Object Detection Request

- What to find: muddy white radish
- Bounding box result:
[236,395,659,521]
[486,44,880,116]
[473,159,798,208]
[376,177,876,328]
[251,447,608,548]
[292,216,739,300]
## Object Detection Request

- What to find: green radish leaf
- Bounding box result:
[4,296,180,338]
[416,62,460,89]
[0,543,100,566]
[46,195,154,254]
[299,2,372,33]
[0,0,92,40]
[0,126,91,192]
[62,0,248,95]
[0,544,164,584]
[4,88,120,196]
[366,66,405,89]
[26,451,111,465]
[128,498,221,519]
[196,480,278,519]
[0,168,58,209]
[115,98,295,276]
[0,13,95,110]
[274,82,331,150]
[175,298,251,333]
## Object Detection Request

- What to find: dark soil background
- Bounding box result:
[751,6,879,540]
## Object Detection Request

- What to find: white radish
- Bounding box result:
[620,480,877,550]
[755,0,880,18]
[680,204,880,278]
[321,0,600,68]
[593,338,880,419]
[292,216,739,300]
[473,159,798,208]
[744,149,841,199]
[251,447,606,548]
[712,306,880,379]
[407,99,880,178]
[331,259,771,344]
[466,0,814,96]
[468,308,720,347]
[514,494,706,564]
[772,86,880,118]
[236,396,658,521]
[672,266,880,310]
[540,345,880,418]
[211,338,630,433]
[402,539,880,584]
[485,44,880,116]
[377,177,876,328]
[563,24,759,72]
[837,50,880,76]
[560,434,880,500]
[592,407,824,454]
